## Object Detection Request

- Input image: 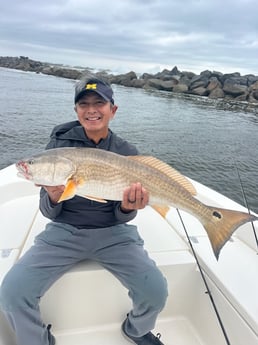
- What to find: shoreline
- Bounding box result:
[1,56,258,112]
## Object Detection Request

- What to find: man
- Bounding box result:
[0,77,168,345]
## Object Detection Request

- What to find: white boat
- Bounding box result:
[0,164,257,345]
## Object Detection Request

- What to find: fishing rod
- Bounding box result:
[233,160,258,253]
[176,208,231,345]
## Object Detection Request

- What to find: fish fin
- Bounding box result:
[152,205,170,218]
[58,179,77,202]
[203,206,258,259]
[83,195,108,203]
[128,155,196,196]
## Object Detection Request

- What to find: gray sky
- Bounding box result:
[1,0,257,75]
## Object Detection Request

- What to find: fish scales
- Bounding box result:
[73,148,201,211]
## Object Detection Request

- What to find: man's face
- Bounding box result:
[75,92,117,140]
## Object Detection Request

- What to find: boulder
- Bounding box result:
[152,68,180,81]
[210,71,224,82]
[191,87,209,96]
[179,75,192,87]
[131,78,146,88]
[189,75,209,90]
[249,80,258,91]
[181,71,196,79]
[223,83,248,97]
[173,83,189,93]
[248,92,258,103]
[41,66,82,80]
[141,73,154,80]
[206,77,222,92]
[200,70,212,78]
[170,66,181,75]
[208,86,225,99]
[221,72,241,83]
[223,75,248,86]
[246,75,258,86]
[153,69,172,81]
[145,78,176,91]
[110,71,137,86]
[253,90,258,100]
[234,93,248,102]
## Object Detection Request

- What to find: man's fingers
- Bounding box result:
[121,183,149,211]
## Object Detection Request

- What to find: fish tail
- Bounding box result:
[203,206,257,260]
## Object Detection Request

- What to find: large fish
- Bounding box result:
[16,147,257,259]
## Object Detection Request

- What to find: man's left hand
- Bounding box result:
[120,182,149,212]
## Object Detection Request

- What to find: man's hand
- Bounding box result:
[36,184,65,204]
[120,182,149,212]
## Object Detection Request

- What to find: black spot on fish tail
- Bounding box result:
[204,206,257,259]
[213,211,222,219]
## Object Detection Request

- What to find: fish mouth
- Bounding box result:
[16,161,32,180]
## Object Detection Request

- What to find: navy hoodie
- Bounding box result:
[39,121,138,228]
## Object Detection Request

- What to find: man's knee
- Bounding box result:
[131,268,168,311]
[145,269,168,310]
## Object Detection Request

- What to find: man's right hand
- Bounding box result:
[36,185,65,204]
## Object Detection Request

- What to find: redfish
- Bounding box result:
[16,147,257,259]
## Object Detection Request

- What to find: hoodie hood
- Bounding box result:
[50,121,87,141]
[47,121,113,149]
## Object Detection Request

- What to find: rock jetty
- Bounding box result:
[1,56,258,105]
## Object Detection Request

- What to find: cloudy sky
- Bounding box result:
[0,0,257,75]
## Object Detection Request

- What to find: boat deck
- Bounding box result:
[0,183,225,345]
[1,165,258,345]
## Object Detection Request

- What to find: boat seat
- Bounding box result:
[0,170,39,255]
[0,249,20,285]
[17,205,197,336]
[39,251,197,335]
[20,205,189,258]
[0,193,39,284]
[0,195,39,251]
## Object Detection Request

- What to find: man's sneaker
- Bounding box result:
[121,319,164,345]
[47,324,56,345]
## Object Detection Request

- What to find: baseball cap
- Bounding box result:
[74,78,114,104]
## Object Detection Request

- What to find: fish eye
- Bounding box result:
[28,159,34,165]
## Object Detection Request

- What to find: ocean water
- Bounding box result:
[0,67,258,211]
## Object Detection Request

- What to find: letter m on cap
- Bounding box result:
[86,83,97,90]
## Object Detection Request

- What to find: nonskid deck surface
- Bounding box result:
[53,317,204,345]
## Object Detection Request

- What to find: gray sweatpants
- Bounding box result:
[0,222,168,345]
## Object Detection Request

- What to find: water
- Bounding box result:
[1,67,258,211]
